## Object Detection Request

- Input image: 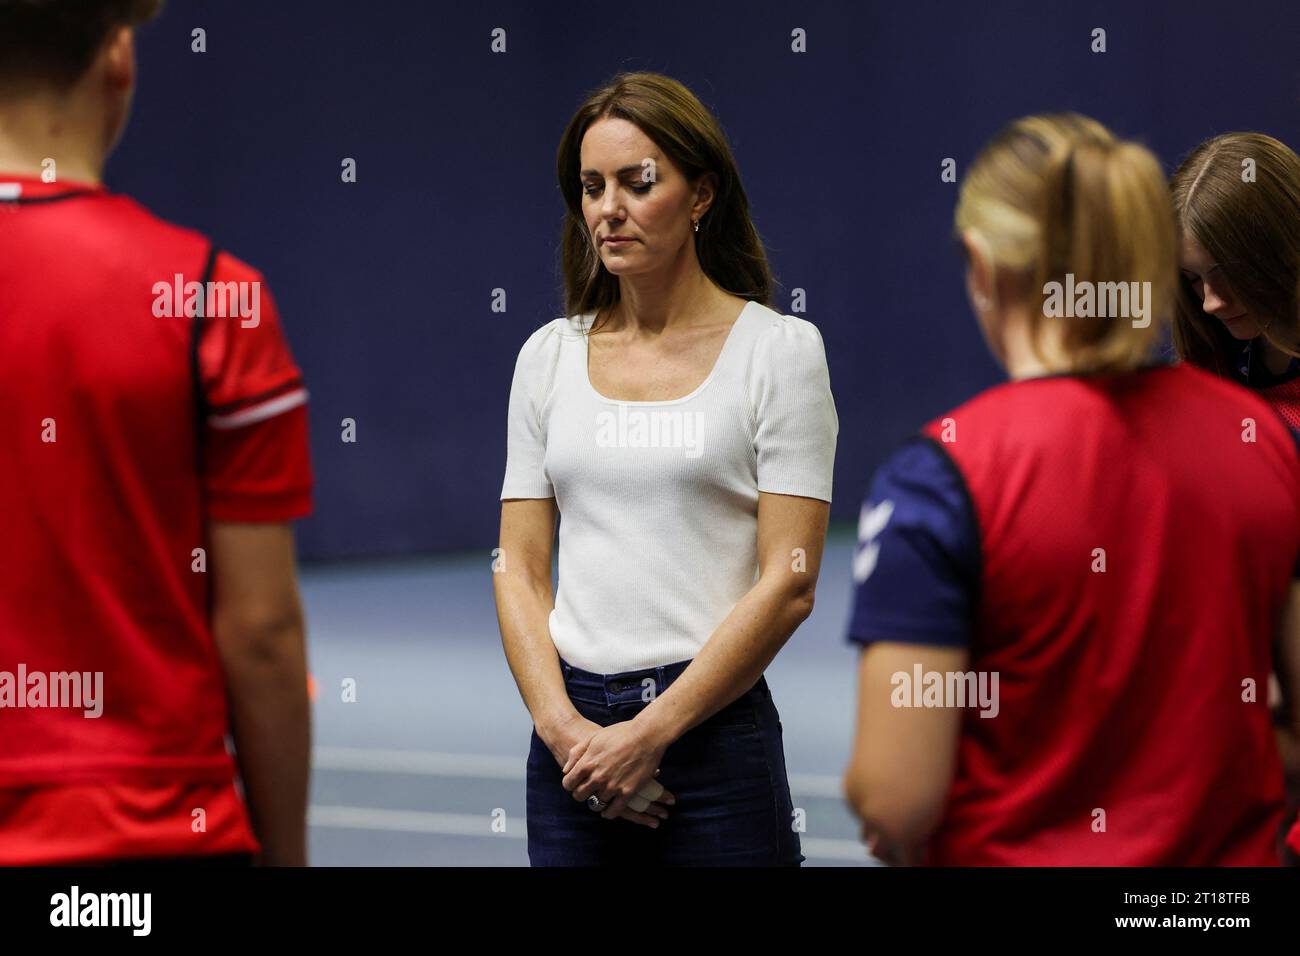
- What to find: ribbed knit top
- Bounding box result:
[501,300,838,674]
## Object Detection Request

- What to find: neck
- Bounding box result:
[607,243,723,335]
[0,90,108,185]
[1257,336,1295,377]
[998,304,1073,380]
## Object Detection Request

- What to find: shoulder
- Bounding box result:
[879,435,959,481]
[868,436,971,515]
[509,315,585,399]
[98,200,285,320]
[922,374,1100,438]
[207,249,269,287]
[923,381,1016,431]
[75,193,217,276]
[847,436,979,643]
[514,315,577,357]
[110,195,288,298]
[743,303,830,377]
[748,303,827,350]
[106,193,211,256]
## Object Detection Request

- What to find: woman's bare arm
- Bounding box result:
[843,642,966,864]
[560,491,829,820]
[632,491,830,742]
[494,497,672,827]
[493,497,576,746]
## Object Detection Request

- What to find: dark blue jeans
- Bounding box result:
[526,657,804,866]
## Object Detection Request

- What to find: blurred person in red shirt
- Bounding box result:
[0,0,314,865]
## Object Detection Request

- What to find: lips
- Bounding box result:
[602,236,635,244]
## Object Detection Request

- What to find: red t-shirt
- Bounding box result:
[0,174,312,864]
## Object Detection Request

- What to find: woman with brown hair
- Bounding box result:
[842,113,1300,865]
[493,72,837,865]
[1172,134,1300,861]
[1170,133,1300,427]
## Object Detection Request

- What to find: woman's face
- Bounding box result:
[1179,233,1266,340]
[578,117,706,277]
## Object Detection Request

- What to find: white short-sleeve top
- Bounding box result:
[501,299,838,674]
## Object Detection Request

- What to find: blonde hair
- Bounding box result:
[954,113,1178,373]
[1169,132,1300,375]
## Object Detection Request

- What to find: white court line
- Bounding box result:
[787,775,843,800]
[308,804,874,862]
[313,746,843,797]
[310,806,523,839]
[801,838,879,862]
[314,746,520,779]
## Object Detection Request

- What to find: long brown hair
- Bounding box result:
[1169,133,1300,375]
[554,71,773,329]
[953,113,1178,374]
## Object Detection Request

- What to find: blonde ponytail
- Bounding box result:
[957,113,1178,373]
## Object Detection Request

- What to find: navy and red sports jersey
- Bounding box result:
[847,363,1300,865]
[1234,337,1300,430]
[0,174,313,864]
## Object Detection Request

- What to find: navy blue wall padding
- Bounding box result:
[105,0,1300,560]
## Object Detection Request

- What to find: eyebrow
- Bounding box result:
[579,165,651,178]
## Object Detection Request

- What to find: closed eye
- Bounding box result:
[582,182,652,196]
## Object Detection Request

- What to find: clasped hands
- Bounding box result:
[547,712,676,828]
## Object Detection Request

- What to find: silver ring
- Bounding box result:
[586,795,608,812]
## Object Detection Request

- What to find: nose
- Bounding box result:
[1200,278,1234,316]
[599,184,624,222]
